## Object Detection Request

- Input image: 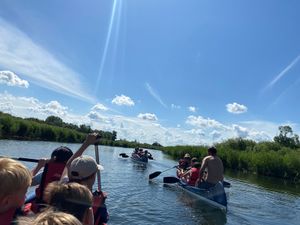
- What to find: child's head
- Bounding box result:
[51,146,73,163]
[0,158,31,211]
[68,155,103,190]
[44,181,93,224]
[18,209,82,225]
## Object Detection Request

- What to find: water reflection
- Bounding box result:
[132,161,148,172]
[163,184,227,225]
[225,170,300,196]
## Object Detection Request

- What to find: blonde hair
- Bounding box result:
[0,158,32,199]
[44,182,92,221]
[18,209,82,225]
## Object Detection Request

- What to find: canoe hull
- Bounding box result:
[177,180,227,212]
[131,153,148,163]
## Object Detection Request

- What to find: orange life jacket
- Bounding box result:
[92,190,109,225]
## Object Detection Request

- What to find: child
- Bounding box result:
[17,209,82,225]
[0,158,32,225]
[44,181,94,225]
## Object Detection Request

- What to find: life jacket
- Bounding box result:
[92,190,109,225]
[0,206,29,225]
[31,161,66,212]
[188,167,200,186]
[0,208,16,225]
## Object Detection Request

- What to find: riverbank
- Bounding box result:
[161,139,300,183]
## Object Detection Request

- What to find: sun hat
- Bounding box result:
[69,155,104,180]
[184,153,191,158]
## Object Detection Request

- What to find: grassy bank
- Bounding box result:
[161,139,300,183]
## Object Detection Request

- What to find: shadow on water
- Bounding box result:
[225,170,300,196]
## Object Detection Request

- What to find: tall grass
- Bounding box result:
[161,138,300,183]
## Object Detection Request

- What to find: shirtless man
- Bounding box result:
[196,147,224,189]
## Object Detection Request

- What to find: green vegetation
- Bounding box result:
[161,131,300,183]
[0,111,161,150]
[1,111,299,182]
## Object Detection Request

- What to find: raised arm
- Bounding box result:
[60,133,101,180]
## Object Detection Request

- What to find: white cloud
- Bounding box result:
[0,18,95,103]
[188,106,196,112]
[226,102,248,114]
[112,95,135,106]
[0,71,29,88]
[186,115,225,129]
[91,103,108,111]
[137,113,158,121]
[0,92,68,118]
[171,104,181,109]
[232,124,249,138]
[1,91,278,146]
[210,130,222,140]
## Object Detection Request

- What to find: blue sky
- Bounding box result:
[0,0,300,146]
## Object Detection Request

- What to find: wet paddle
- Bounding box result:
[119,153,129,158]
[163,176,231,188]
[149,165,177,179]
[0,156,39,163]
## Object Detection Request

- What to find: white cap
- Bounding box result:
[69,155,104,180]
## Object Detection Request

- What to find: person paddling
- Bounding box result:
[60,133,109,225]
[30,146,73,213]
[180,158,201,186]
[195,147,224,189]
[176,153,191,178]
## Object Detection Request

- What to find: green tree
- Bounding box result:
[274,125,300,149]
[45,116,63,127]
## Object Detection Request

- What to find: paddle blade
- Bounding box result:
[163,176,180,184]
[149,171,161,179]
[148,155,154,160]
[223,181,231,188]
[119,153,129,158]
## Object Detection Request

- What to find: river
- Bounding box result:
[0,140,299,225]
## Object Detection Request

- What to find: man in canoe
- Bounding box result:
[195,146,224,189]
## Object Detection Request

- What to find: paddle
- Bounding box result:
[163,176,181,184]
[94,140,102,191]
[0,156,39,163]
[149,165,177,179]
[163,176,231,188]
[119,153,129,158]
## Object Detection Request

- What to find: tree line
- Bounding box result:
[0,112,161,149]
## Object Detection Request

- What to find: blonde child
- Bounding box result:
[44,181,94,225]
[0,158,32,225]
[18,209,82,225]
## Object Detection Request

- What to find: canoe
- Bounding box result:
[131,152,148,163]
[168,179,228,212]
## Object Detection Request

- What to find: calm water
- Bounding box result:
[1,140,299,225]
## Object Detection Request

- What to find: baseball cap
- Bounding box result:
[69,155,104,180]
